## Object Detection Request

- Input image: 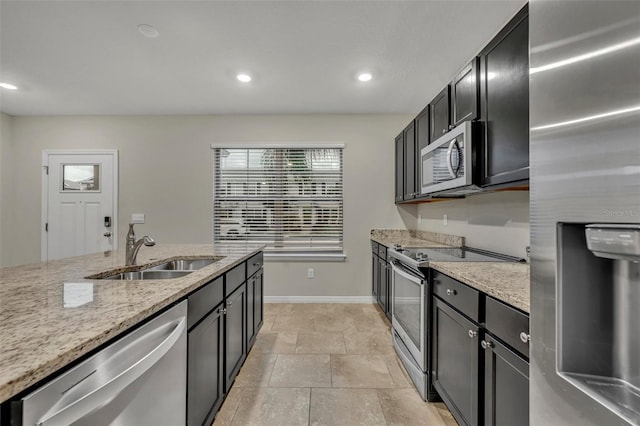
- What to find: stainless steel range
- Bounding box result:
[388,245,522,401]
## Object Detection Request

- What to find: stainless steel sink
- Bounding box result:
[101,270,192,280]
[90,257,221,280]
[146,258,219,271]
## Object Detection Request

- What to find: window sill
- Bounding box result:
[264,252,347,262]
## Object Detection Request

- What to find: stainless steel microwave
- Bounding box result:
[420,121,483,197]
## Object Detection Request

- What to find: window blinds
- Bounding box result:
[212,146,344,253]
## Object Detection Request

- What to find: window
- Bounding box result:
[212,145,344,256]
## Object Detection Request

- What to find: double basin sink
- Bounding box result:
[96,258,221,280]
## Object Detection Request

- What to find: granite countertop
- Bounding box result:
[370,229,530,313]
[0,243,263,402]
[429,261,530,313]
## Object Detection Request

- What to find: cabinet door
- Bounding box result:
[372,252,379,300]
[253,270,264,336]
[395,133,404,203]
[429,86,451,142]
[378,256,387,312]
[452,58,480,126]
[479,5,529,187]
[188,307,224,426]
[385,260,392,320]
[247,275,255,349]
[403,121,417,200]
[225,283,246,392]
[432,298,480,426]
[483,336,529,426]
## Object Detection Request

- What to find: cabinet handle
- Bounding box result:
[227,301,233,307]
[449,124,454,130]
[218,308,227,315]
[481,340,494,349]
[446,288,457,296]
[520,332,530,344]
[468,330,477,338]
[103,232,112,237]
[442,129,447,134]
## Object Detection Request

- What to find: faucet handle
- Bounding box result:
[142,236,156,247]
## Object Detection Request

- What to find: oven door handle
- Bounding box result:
[390,259,425,284]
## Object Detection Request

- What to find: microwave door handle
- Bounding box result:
[446,139,458,178]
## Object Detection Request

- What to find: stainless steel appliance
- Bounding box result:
[16,301,187,425]
[420,121,483,197]
[530,1,640,425]
[389,245,522,401]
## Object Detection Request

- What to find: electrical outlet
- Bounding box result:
[307,268,314,279]
[443,214,448,225]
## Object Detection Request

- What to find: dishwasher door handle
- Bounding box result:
[37,316,187,426]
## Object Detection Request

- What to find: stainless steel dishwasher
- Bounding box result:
[17,300,187,426]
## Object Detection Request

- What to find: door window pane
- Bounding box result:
[62,164,100,191]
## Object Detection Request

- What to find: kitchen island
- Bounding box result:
[0,243,263,403]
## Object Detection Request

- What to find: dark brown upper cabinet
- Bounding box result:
[479,5,529,188]
[403,120,417,200]
[394,132,404,203]
[429,86,451,142]
[451,57,480,127]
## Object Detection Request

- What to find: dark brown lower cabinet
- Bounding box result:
[187,306,224,426]
[483,335,529,426]
[247,269,264,349]
[224,282,246,392]
[432,298,480,426]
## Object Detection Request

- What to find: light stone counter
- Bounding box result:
[429,262,530,313]
[370,229,529,313]
[0,243,263,402]
[370,229,464,248]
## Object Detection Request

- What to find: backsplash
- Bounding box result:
[415,191,530,258]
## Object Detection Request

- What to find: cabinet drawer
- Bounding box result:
[247,252,263,278]
[432,270,480,322]
[378,244,387,260]
[188,276,224,329]
[371,240,379,255]
[485,296,530,357]
[225,263,246,296]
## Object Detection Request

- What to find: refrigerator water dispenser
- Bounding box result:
[557,223,640,424]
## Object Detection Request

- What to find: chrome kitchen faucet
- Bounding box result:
[125,223,155,266]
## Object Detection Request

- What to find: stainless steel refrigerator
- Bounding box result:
[530,1,640,425]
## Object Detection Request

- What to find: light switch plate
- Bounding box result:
[131,213,145,224]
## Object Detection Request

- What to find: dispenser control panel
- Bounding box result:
[585,224,640,261]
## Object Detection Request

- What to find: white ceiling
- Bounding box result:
[0,0,526,116]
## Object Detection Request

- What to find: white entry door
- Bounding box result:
[42,150,118,261]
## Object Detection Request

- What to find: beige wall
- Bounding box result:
[416,191,530,258]
[2,114,416,297]
[0,113,14,266]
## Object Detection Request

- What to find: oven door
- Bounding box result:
[390,259,426,371]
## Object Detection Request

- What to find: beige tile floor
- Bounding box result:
[213,303,458,426]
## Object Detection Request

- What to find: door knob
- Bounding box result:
[520,332,530,343]
[103,231,112,237]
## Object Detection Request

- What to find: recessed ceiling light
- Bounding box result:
[237,74,252,83]
[0,82,18,90]
[137,24,159,38]
[357,73,373,82]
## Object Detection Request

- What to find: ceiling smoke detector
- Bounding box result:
[137,24,159,38]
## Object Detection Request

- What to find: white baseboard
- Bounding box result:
[264,296,376,304]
